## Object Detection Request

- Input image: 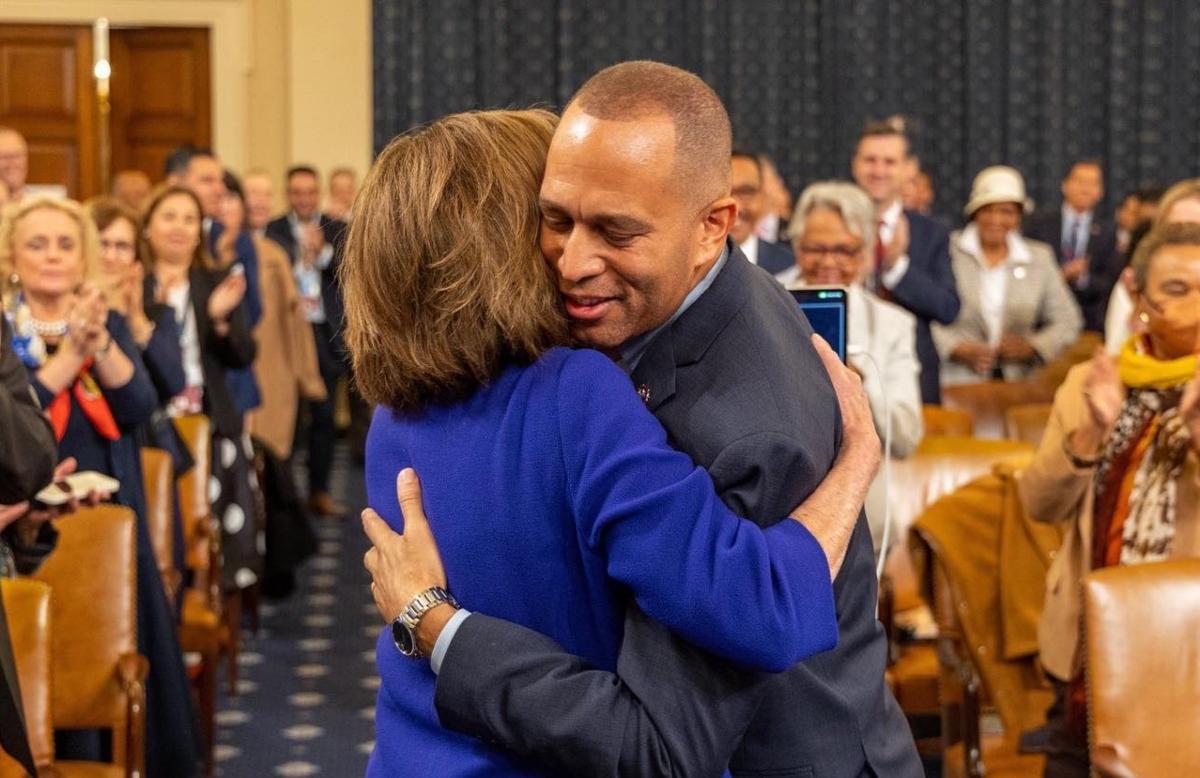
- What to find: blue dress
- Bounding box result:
[365,348,837,777]
[30,313,201,777]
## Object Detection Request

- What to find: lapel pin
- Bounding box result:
[636,384,651,404]
[1013,266,1027,280]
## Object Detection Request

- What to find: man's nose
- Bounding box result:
[556,231,605,283]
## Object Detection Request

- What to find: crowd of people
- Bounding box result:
[0,124,359,776]
[1,54,1198,778]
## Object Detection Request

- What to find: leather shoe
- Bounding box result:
[308,492,347,518]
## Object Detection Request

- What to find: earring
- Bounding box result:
[1138,312,1150,324]
[8,273,18,289]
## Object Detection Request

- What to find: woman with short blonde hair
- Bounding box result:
[0,195,200,771]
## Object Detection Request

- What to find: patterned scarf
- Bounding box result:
[1092,336,1196,567]
[4,296,120,443]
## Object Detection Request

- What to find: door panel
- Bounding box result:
[0,25,95,198]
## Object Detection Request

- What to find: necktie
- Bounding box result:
[1063,218,1079,262]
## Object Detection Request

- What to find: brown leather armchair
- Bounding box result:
[909,466,1061,778]
[29,505,149,778]
[1004,403,1053,448]
[941,381,1056,440]
[922,405,975,437]
[140,447,180,607]
[1084,559,1200,778]
[881,438,1034,754]
[171,414,236,775]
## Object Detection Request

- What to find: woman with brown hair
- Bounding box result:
[89,197,188,427]
[139,185,261,595]
[344,109,879,776]
[1020,222,1200,777]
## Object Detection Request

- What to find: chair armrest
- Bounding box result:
[959,658,985,778]
[1091,745,1138,778]
[116,653,149,778]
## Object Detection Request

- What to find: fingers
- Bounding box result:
[394,468,430,536]
[810,334,842,378]
[361,508,394,545]
[363,546,378,575]
[52,457,78,480]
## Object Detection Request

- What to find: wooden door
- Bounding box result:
[110,27,211,184]
[0,24,96,198]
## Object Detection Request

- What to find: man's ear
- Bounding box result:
[700,195,737,254]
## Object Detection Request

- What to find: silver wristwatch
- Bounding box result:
[391,586,459,658]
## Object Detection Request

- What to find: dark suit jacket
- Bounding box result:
[756,238,795,276]
[1023,209,1120,333]
[263,213,348,363]
[888,210,960,404]
[434,246,921,777]
[147,268,256,440]
[1,317,57,777]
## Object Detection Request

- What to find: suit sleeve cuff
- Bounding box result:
[430,608,473,675]
[880,255,910,289]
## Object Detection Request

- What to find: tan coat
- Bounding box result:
[247,236,327,460]
[1018,363,1200,680]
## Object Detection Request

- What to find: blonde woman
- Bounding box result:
[0,195,200,773]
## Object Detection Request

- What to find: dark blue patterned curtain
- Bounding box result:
[373,0,1200,220]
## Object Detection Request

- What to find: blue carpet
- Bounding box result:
[214,445,378,777]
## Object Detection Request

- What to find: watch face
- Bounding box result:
[392,619,417,656]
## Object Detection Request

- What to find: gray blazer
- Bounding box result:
[934,227,1083,385]
[433,244,922,777]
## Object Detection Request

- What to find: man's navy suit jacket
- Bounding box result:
[433,244,922,777]
[887,210,960,405]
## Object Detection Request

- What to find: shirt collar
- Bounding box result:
[959,223,1032,266]
[1062,204,1092,223]
[618,246,729,372]
[880,199,903,227]
[288,210,320,229]
[739,234,760,263]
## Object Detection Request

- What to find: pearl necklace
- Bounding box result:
[29,317,68,337]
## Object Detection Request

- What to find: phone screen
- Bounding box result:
[790,287,848,363]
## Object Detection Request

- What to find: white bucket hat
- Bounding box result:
[963,165,1034,218]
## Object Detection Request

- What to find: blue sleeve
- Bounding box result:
[236,233,263,325]
[142,309,187,402]
[102,313,158,429]
[555,350,837,673]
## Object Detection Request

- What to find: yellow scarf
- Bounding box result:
[1117,336,1198,390]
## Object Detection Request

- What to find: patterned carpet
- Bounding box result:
[213,445,378,777]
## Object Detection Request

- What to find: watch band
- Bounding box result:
[398,586,458,632]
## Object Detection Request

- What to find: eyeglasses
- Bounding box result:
[99,239,135,256]
[732,185,761,198]
[798,244,863,262]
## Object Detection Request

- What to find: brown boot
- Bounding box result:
[308,491,347,518]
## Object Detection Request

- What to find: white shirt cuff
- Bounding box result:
[430,608,472,675]
[880,255,910,290]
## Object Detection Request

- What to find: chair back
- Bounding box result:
[1004,403,1053,448]
[941,381,1055,440]
[31,505,138,763]
[141,446,178,601]
[173,414,213,572]
[1085,559,1200,777]
[0,578,54,770]
[922,405,974,437]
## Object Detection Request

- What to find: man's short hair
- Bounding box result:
[1065,159,1104,179]
[287,165,319,183]
[567,61,732,204]
[1133,185,1166,205]
[164,145,215,177]
[857,119,911,156]
[731,148,762,178]
[329,167,355,182]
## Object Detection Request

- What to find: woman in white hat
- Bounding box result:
[934,166,1083,385]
